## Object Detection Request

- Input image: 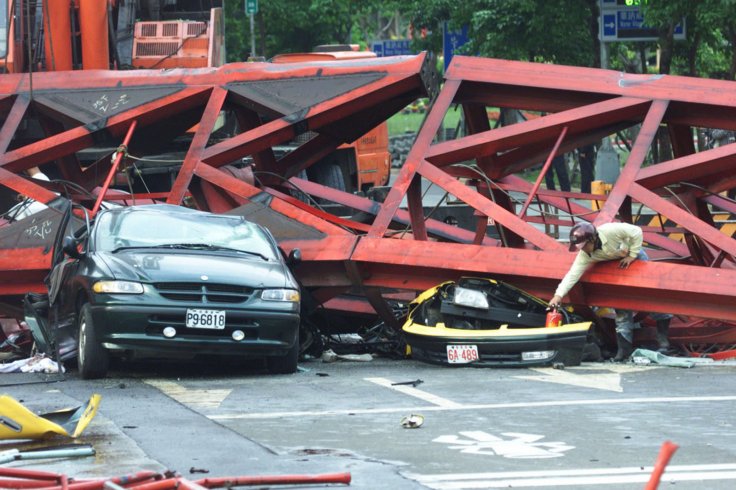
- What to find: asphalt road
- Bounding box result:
[3,356,736,489]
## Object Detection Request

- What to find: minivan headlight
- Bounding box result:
[92,280,144,294]
[261,289,300,302]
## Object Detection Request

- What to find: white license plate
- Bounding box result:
[186,309,226,329]
[446,344,479,364]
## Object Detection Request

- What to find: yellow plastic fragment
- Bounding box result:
[0,393,101,440]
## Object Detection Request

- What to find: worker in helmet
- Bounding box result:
[549,222,673,361]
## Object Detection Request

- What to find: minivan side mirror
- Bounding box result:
[288,248,302,266]
[62,236,85,259]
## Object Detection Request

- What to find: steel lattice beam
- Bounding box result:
[0,55,735,345]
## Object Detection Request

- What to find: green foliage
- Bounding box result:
[638,0,736,77]
[400,0,598,68]
[387,101,461,137]
[398,0,736,80]
[225,0,409,61]
[223,0,736,79]
[466,0,596,66]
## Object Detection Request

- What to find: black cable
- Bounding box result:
[677,181,736,205]
[107,2,121,69]
[253,170,355,233]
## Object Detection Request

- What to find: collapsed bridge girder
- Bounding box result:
[0,55,735,345]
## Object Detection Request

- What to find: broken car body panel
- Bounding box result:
[403,278,591,367]
[0,394,100,440]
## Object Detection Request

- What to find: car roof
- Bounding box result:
[98,204,256,225]
[105,204,197,214]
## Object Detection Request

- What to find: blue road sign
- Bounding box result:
[371,39,413,57]
[600,5,685,42]
[443,23,469,71]
[602,14,616,37]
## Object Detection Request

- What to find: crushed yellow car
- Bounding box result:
[403,278,592,367]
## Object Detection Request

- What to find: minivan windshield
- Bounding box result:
[94,209,278,260]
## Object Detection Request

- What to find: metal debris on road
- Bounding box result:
[391,379,424,387]
[400,414,425,429]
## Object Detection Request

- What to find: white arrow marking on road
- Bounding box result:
[515,366,628,392]
[581,363,656,374]
[145,379,232,409]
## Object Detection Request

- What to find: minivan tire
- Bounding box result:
[78,303,110,379]
[266,340,298,374]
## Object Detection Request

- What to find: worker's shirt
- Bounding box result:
[554,222,643,299]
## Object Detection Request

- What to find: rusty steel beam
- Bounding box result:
[0,54,735,346]
[0,55,433,311]
[425,97,652,168]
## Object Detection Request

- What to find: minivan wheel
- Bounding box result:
[266,340,298,374]
[78,304,109,379]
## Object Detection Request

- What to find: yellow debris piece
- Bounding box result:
[0,393,101,440]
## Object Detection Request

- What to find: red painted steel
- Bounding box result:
[91,121,137,215]
[42,0,73,71]
[0,54,735,346]
[79,0,109,70]
[519,126,567,218]
[0,467,349,490]
[645,441,679,490]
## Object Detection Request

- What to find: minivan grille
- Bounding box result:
[154,283,254,304]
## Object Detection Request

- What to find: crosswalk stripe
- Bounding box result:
[209,394,736,420]
[409,465,736,489]
[144,379,231,409]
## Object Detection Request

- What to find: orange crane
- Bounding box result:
[0,0,223,74]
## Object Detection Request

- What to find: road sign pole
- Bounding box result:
[245,0,258,58]
[250,14,256,57]
[600,39,608,70]
[598,1,612,184]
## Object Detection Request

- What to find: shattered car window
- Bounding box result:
[93,209,277,260]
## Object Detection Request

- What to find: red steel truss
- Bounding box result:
[0,54,735,344]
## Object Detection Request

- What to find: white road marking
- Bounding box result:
[145,379,231,409]
[408,464,736,488]
[515,367,624,392]
[434,431,574,458]
[576,364,654,374]
[364,377,463,408]
[208,394,736,420]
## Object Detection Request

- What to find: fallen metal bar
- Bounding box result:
[195,472,352,488]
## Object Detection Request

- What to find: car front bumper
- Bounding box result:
[404,322,591,367]
[89,304,299,357]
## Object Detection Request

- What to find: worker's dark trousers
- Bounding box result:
[614,250,673,343]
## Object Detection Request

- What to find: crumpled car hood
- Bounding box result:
[97,251,292,288]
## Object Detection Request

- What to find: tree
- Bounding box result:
[401,0,600,70]
[225,0,406,61]
[640,0,736,79]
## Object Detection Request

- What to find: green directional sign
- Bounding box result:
[245,0,258,14]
